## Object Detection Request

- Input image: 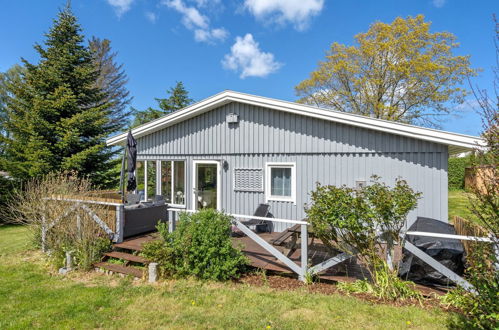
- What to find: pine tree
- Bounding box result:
[0,65,24,157]
[2,5,118,187]
[132,81,193,127]
[155,81,193,113]
[89,37,132,132]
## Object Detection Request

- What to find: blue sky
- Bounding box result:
[0,0,497,136]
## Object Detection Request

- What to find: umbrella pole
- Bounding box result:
[119,147,126,203]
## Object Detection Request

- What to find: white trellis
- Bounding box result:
[42,197,125,252]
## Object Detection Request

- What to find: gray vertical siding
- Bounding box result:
[137,102,449,231]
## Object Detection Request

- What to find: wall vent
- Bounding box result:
[234,168,263,192]
[226,113,239,124]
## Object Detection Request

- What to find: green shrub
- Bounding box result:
[338,271,422,302]
[446,244,499,329]
[306,175,421,301]
[141,240,176,277]
[448,156,471,190]
[142,209,248,281]
[6,172,112,270]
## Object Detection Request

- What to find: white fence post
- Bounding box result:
[386,236,394,271]
[493,236,499,271]
[115,204,125,243]
[299,223,308,282]
[168,210,176,233]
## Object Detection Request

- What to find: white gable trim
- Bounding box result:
[107,90,484,153]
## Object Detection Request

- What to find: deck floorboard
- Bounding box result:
[118,232,352,277]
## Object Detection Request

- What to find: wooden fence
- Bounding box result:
[453,215,491,256]
[464,165,496,194]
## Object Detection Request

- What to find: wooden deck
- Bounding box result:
[110,231,449,295]
[114,232,159,251]
[117,231,362,278]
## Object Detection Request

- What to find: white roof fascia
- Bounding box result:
[106,91,484,151]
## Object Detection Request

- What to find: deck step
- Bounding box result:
[104,251,148,264]
[94,262,144,278]
[113,242,143,252]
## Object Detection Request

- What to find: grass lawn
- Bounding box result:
[0,225,457,329]
[448,190,475,223]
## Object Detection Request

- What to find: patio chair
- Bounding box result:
[239,203,272,233]
[125,193,140,205]
[153,195,166,205]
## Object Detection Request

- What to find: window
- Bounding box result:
[161,161,172,202]
[147,161,157,201]
[136,161,145,201]
[136,160,185,205]
[265,163,296,204]
[173,161,185,205]
[159,160,185,206]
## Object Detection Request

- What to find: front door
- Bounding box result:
[193,161,220,210]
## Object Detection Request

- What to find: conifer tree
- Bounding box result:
[2,5,118,187]
[132,81,193,127]
[89,37,132,132]
[0,65,24,156]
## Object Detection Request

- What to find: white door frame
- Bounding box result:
[192,160,221,211]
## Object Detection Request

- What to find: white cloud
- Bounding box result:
[107,0,134,17]
[432,0,446,8]
[165,0,209,29]
[244,0,324,31]
[191,0,221,7]
[194,27,228,42]
[163,0,228,43]
[145,11,158,23]
[454,98,481,112]
[222,34,282,78]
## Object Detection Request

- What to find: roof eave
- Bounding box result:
[106,91,484,152]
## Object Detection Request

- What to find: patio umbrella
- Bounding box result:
[126,131,137,192]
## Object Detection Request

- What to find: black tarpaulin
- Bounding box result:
[399,217,465,286]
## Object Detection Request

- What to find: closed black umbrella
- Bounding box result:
[126,131,137,192]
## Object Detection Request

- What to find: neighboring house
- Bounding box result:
[106,91,482,231]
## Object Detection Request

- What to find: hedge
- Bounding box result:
[448,156,472,190]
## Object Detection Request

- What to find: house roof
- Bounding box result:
[106,90,484,155]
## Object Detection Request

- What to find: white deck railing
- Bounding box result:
[166,207,497,289]
[167,207,310,280]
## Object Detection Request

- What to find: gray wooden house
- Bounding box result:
[106,91,481,231]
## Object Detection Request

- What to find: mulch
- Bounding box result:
[234,270,460,311]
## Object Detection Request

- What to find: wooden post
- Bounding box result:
[300,223,308,282]
[148,263,158,283]
[76,213,82,240]
[41,203,47,253]
[41,215,47,253]
[65,251,73,271]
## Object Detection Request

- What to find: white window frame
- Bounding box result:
[265,162,296,204]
